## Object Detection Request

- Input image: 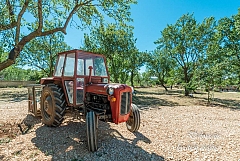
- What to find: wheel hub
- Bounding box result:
[44,96,53,115]
[126,115,133,126]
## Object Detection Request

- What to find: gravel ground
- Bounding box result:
[0,88,240,161]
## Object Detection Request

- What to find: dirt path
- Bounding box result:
[0,88,240,161]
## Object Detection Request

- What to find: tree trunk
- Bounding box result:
[130,70,134,87]
[184,67,189,96]
[160,78,168,91]
[184,86,189,96]
[238,75,240,86]
[207,89,210,104]
[161,83,168,91]
[0,47,20,71]
[49,69,53,77]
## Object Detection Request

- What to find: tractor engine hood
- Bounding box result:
[85,83,133,96]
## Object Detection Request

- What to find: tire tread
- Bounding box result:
[41,84,66,127]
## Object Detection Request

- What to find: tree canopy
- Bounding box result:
[0,0,136,71]
[155,14,216,95]
[0,2,239,94]
[20,32,71,77]
[83,22,144,85]
[146,49,175,91]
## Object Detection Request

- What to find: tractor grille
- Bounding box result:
[120,92,131,115]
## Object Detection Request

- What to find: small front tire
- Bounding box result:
[126,104,140,132]
[86,111,98,151]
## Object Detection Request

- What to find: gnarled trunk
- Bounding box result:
[0,47,21,71]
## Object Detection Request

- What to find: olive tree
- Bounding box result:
[83,23,139,84]
[155,14,216,96]
[0,0,136,71]
[20,32,71,77]
[146,49,175,91]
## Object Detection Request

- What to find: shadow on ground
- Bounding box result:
[213,98,240,109]
[0,91,28,102]
[31,120,165,161]
[135,88,240,110]
[194,96,240,110]
[135,88,183,96]
[133,95,179,108]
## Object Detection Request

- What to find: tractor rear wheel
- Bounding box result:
[126,104,140,132]
[86,111,98,151]
[41,84,66,127]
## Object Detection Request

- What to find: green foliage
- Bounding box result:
[195,11,240,96]
[0,51,7,62]
[146,49,174,90]
[1,1,239,91]
[0,49,45,81]
[0,66,40,81]
[83,22,143,85]
[128,50,145,87]
[20,32,71,76]
[0,0,137,71]
[215,13,240,85]
[140,71,156,87]
[155,14,216,95]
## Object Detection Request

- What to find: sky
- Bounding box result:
[65,0,240,52]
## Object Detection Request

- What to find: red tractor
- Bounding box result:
[27,49,140,151]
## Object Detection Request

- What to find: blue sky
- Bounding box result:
[65,0,240,52]
[130,0,240,52]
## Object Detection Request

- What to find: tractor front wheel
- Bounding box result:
[41,84,66,127]
[126,104,140,132]
[86,111,98,151]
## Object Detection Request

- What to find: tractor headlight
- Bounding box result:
[107,87,114,95]
[131,86,134,94]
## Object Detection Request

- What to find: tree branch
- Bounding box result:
[33,62,47,73]
[0,0,17,31]
[0,59,14,71]
[62,0,93,34]
[19,0,93,46]
[1,0,93,71]
[0,22,17,31]
[6,0,16,24]
[37,0,43,33]
[15,0,29,44]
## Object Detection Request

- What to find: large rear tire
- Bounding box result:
[86,111,98,151]
[126,104,140,132]
[41,84,66,127]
